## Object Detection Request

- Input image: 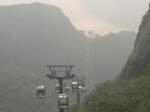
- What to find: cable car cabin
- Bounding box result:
[58,94,69,109]
[64,86,70,94]
[71,81,78,91]
[55,83,61,93]
[79,85,87,92]
[37,85,46,99]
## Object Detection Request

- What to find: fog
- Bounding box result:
[0,1,147,112]
[0,0,149,33]
[81,0,149,32]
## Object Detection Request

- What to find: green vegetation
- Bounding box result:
[69,67,150,112]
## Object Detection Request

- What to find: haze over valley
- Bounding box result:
[0,1,145,112]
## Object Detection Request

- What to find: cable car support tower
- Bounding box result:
[46,65,74,112]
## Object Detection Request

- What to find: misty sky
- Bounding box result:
[0,0,149,34]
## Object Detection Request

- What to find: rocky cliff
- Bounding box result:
[119,6,150,79]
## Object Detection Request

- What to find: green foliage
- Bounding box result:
[70,67,150,112]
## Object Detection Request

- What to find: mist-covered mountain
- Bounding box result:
[70,4,150,112]
[0,3,136,112]
[86,31,135,85]
[0,3,87,112]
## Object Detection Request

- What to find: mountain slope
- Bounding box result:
[70,4,150,112]
[70,74,150,112]
[0,3,87,112]
[88,31,135,81]
[0,3,136,112]
[119,7,150,79]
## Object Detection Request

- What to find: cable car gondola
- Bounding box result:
[36,85,46,99]
[55,83,61,93]
[79,85,87,92]
[71,81,78,91]
[58,94,69,109]
[64,86,70,94]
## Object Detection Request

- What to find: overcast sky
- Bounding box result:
[0,0,149,34]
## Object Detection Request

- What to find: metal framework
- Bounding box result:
[47,65,74,79]
[46,65,74,112]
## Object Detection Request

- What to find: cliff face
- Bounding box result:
[119,7,150,79]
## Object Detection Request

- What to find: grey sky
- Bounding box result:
[81,0,149,32]
[0,0,149,34]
